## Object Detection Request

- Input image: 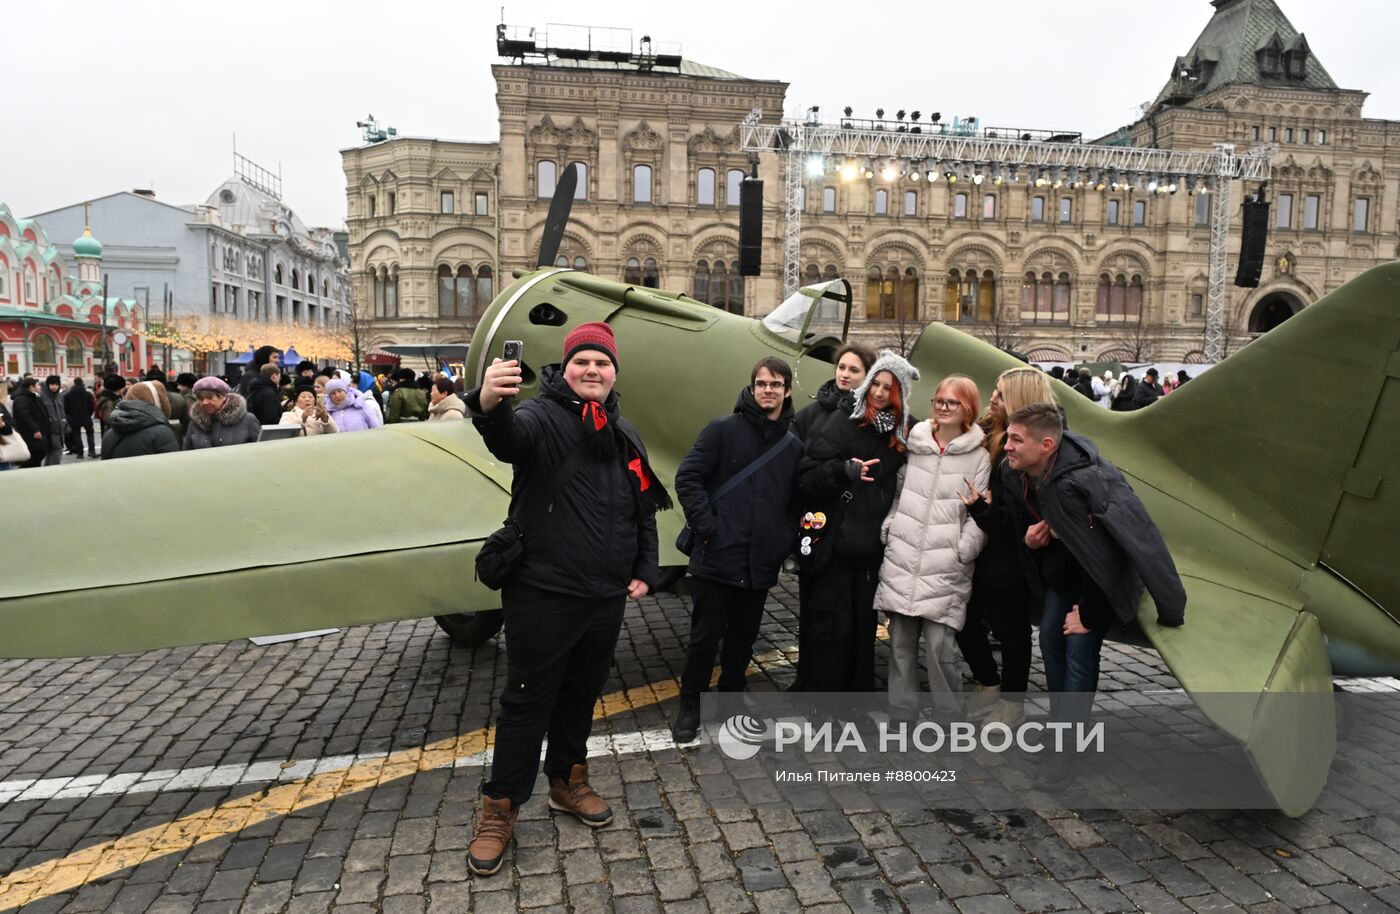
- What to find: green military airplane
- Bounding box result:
[2,166,1397,817]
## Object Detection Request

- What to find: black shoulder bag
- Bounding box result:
[676,431,799,556]
[475,442,592,590]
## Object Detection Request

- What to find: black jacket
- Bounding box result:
[1000,431,1186,628]
[0,401,14,438]
[245,376,283,426]
[101,400,181,459]
[674,388,804,590]
[1133,380,1163,409]
[797,411,906,562]
[63,385,95,425]
[96,389,123,428]
[791,379,853,443]
[39,387,66,436]
[467,365,661,598]
[1110,379,1136,412]
[10,389,48,454]
[966,448,1030,592]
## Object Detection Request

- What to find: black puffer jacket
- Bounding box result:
[467,365,661,598]
[966,448,1029,593]
[10,389,48,455]
[63,384,95,425]
[674,388,803,590]
[792,378,856,444]
[797,412,906,562]
[101,400,180,459]
[999,431,1186,627]
[245,375,284,426]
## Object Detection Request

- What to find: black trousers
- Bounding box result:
[955,581,1037,694]
[797,558,880,692]
[483,582,625,808]
[680,577,767,699]
[67,422,95,455]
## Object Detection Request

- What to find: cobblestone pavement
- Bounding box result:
[4,576,1400,913]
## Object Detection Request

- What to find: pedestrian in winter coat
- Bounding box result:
[671,358,805,742]
[1001,402,1186,788]
[795,350,918,693]
[246,364,285,426]
[387,368,429,422]
[102,381,180,459]
[324,379,382,433]
[0,393,17,471]
[1110,374,1137,411]
[427,379,467,421]
[279,385,338,435]
[36,375,67,466]
[876,375,991,719]
[1092,371,1113,408]
[1072,367,1097,401]
[10,378,49,468]
[184,377,263,449]
[96,375,125,431]
[1133,368,1164,409]
[791,341,877,442]
[237,346,282,397]
[62,377,97,457]
[463,321,671,877]
[961,367,1058,724]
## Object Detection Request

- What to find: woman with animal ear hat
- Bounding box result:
[795,349,918,693]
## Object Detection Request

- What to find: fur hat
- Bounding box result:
[127,380,172,417]
[44,374,61,387]
[848,349,920,447]
[192,376,230,395]
[176,372,197,388]
[562,321,619,370]
[103,374,126,393]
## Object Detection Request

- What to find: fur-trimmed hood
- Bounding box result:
[847,349,920,446]
[188,392,249,431]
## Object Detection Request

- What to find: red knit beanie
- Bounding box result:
[562,321,619,370]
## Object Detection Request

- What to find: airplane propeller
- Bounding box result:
[536,162,579,268]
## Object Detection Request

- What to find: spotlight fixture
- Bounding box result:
[945,169,958,184]
[805,155,826,178]
[910,111,921,121]
[896,109,906,121]
[881,163,899,182]
[930,112,941,123]
[1147,178,1159,194]
[844,106,853,117]
[875,108,885,119]
[863,159,876,179]
[840,160,858,182]
[926,167,939,182]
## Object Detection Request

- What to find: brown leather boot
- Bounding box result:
[547,763,613,827]
[467,795,517,876]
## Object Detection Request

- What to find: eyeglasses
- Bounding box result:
[753,381,787,391]
[932,399,963,410]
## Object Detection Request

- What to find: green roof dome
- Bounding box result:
[73,227,103,258]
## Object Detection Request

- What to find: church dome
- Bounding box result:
[73,227,103,258]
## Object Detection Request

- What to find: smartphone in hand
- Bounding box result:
[502,340,523,364]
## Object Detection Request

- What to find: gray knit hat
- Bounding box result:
[848,349,920,447]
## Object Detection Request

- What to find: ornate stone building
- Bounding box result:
[344,0,1399,363]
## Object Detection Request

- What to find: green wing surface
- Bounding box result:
[1,423,512,658]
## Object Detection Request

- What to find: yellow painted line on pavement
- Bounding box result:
[0,677,684,910]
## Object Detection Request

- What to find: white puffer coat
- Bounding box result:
[875,421,992,627]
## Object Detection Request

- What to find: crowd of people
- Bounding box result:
[457,326,1188,876]
[1048,363,1193,410]
[0,345,465,470]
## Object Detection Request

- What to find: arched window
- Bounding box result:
[292,269,300,291]
[804,263,820,285]
[67,336,84,365]
[904,191,917,216]
[437,264,454,315]
[323,279,329,297]
[385,267,398,316]
[275,264,284,285]
[866,264,918,321]
[31,334,57,365]
[633,165,652,204]
[875,189,888,215]
[642,258,659,288]
[1095,272,1143,323]
[726,169,745,208]
[822,187,836,212]
[571,162,588,200]
[476,265,494,305]
[574,256,588,272]
[537,160,557,198]
[371,268,384,316]
[556,255,569,268]
[694,259,743,313]
[954,193,968,219]
[24,264,36,302]
[694,260,710,302]
[697,168,716,206]
[898,267,919,317]
[624,257,642,284]
[983,194,997,219]
[944,270,996,322]
[1021,271,1070,324]
[456,265,474,315]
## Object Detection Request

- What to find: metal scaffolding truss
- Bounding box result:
[740,109,1275,359]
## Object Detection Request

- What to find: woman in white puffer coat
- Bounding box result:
[876,374,991,720]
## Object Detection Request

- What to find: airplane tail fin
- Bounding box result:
[1135,262,1400,615]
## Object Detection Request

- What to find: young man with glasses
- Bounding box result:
[671,357,804,742]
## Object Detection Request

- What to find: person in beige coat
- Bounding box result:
[876,374,991,721]
[427,378,467,421]
[279,385,338,435]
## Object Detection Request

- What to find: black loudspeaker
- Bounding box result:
[739,179,763,276]
[1235,197,1270,288]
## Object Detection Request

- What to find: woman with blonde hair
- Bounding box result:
[959,366,1058,723]
[875,374,991,720]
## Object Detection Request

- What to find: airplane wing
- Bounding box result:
[1,423,512,658]
[1139,561,1335,818]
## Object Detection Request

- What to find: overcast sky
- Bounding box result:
[7,0,1398,231]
